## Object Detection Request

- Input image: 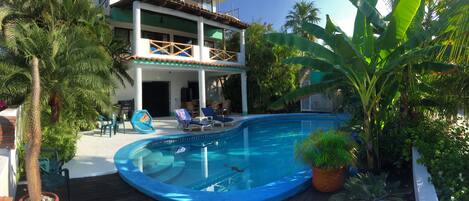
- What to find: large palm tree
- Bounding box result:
[10,22,64,201]
[267,0,466,169]
[1,0,129,123]
[0,1,120,199]
[284,0,320,39]
[283,0,321,85]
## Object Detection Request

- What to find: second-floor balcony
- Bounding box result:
[136,39,245,65]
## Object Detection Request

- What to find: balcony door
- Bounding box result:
[143,81,170,117]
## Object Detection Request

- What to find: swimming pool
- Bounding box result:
[115,113,348,201]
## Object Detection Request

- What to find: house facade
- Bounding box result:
[103,0,248,117]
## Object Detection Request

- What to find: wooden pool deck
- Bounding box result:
[15,173,331,201]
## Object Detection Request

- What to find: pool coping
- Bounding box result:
[114,113,349,201]
[412,147,439,201]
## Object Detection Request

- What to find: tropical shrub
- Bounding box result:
[378,116,413,170]
[41,122,80,162]
[411,117,469,201]
[329,173,408,201]
[222,23,300,113]
[296,129,356,169]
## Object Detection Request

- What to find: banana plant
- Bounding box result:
[266,0,465,169]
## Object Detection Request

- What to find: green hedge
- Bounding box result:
[411,118,468,201]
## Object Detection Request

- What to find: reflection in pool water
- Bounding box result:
[130,116,342,192]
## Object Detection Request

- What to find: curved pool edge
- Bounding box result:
[114,113,349,201]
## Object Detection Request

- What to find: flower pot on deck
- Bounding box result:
[312,166,346,193]
[19,192,59,201]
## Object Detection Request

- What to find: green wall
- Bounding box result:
[310,71,325,84]
[111,7,223,40]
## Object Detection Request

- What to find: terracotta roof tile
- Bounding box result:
[128,56,246,68]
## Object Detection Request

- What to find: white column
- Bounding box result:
[240,29,246,65]
[197,17,204,61]
[135,67,143,111]
[132,1,142,111]
[198,70,206,115]
[132,1,141,55]
[241,71,248,115]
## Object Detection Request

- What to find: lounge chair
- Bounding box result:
[175,109,212,131]
[201,107,234,127]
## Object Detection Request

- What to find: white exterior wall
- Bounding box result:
[0,108,20,198]
[114,67,201,114]
[0,149,17,197]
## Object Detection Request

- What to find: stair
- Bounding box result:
[142,152,175,175]
[150,160,186,183]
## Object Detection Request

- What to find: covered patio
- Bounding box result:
[114,58,248,118]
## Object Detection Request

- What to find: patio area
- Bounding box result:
[63,115,245,179]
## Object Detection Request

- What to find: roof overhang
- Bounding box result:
[128,56,247,72]
[112,0,249,30]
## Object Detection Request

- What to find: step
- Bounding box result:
[150,160,186,183]
[143,155,175,175]
[187,168,242,190]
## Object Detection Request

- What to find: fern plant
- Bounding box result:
[296,129,356,169]
[329,173,409,201]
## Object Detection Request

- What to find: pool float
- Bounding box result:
[131,110,155,134]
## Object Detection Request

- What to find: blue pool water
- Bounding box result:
[115,114,347,201]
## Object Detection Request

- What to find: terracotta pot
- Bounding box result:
[19,192,59,201]
[312,166,346,192]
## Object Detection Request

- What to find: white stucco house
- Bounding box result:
[102,0,249,117]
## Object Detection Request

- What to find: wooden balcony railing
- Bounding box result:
[209,48,238,62]
[149,40,193,58]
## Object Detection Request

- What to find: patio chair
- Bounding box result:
[98,115,109,134]
[100,114,118,137]
[39,148,70,201]
[201,107,234,127]
[174,109,212,131]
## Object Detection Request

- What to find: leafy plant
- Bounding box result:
[266,0,466,170]
[411,117,469,201]
[0,0,118,199]
[329,173,408,201]
[296,129,356,169]
[41,122,80,162]
[222,23,300,113]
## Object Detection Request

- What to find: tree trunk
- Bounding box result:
[25,57,43,201]
[363,112,374,170]
[49,91,60,123]
[298,67,311,84]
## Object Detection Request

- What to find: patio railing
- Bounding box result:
[209,48,238,62]
[149,40,194,58]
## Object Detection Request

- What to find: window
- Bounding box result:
[114,28,131,44]
[174,35,197,45]
[141,31,169,41]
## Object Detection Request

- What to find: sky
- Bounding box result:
[218,0,391,36]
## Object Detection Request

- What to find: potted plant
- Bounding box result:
[18,192,59,201]
[296,129,356,192]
